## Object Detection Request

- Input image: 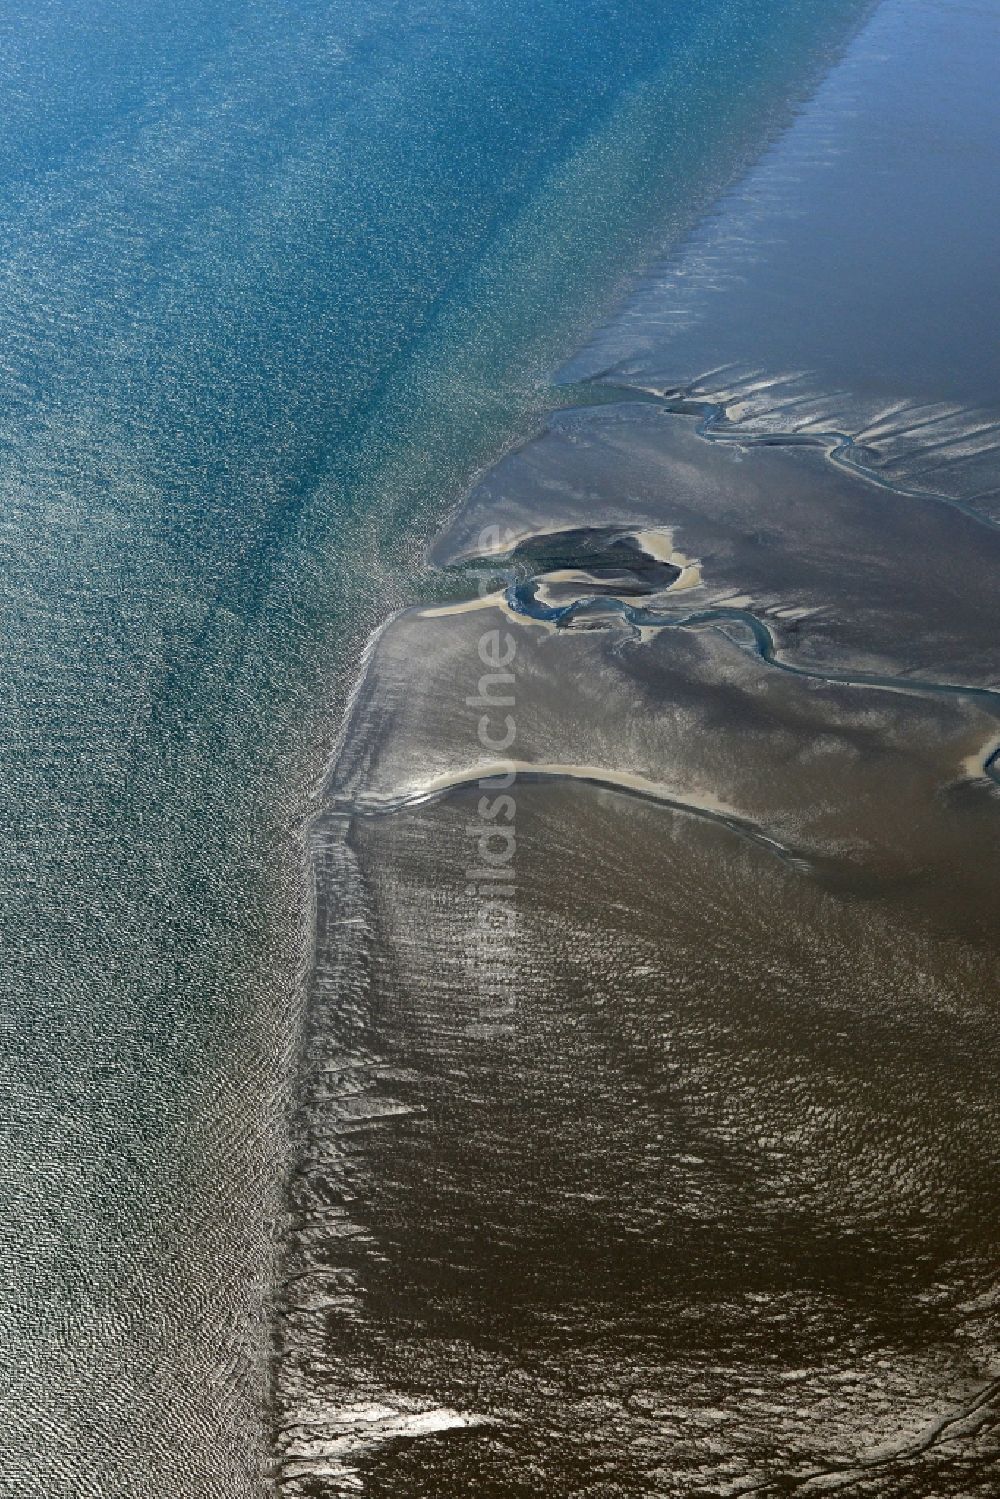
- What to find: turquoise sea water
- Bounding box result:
[0,3,870,1492]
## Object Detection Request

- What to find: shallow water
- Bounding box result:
[0,1,875,1494]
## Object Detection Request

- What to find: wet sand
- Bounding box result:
[276,761,1000,1494]
[272,0,1000,1492]
[273,438,1000,1494]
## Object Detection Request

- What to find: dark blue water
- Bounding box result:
[0,2,870,1492]
[564,0,1000,525]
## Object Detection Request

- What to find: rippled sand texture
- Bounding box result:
[275,0,1000,1492]
[289,800,1000,1496]
[277,421,1000,1496]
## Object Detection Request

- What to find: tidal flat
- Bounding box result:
[274,405,1000,1494]
[271,0,1000,1493]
